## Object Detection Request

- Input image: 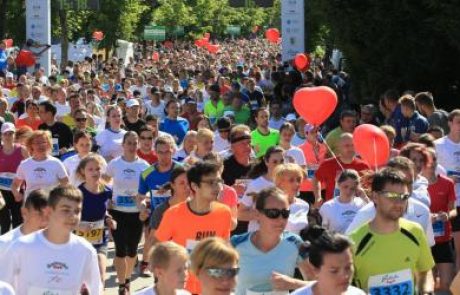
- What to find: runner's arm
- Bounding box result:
[416,270,434,295]
[11,178,24,202]
[312,176,323,208]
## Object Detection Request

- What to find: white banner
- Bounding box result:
[281,0,305,62]
[26,0,51,75]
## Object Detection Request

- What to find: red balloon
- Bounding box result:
[293,86,338,126]
[353,124,390,168]
[265,28,280,43]
[294,53,309,71]
[92,31,104,41]
[206,44,220,54]
[201,37,209,46]
[3,39,13,48]
[16,50,36,67]
[194,39,204,47]
[152,52,159,61]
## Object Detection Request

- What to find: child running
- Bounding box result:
[134,242,190,295]
[75,154,115,288]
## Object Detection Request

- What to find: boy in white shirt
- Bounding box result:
[1,185,102,294]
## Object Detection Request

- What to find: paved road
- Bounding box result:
[104,241,152,294]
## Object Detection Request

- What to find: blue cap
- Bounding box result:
[115,84,123,92]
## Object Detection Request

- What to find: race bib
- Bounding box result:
[433,220,445,238]
[447,170,460,183]
[28,286,73,295]
[75,220,105,245]
[368,269,413,295]
[306,164,318,180]
[250,100,259,110]
[52,138,59,156]
[116,195,136,208]
[0,172,15,191]
[150,190,170,209]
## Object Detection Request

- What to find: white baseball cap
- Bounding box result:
[5,72,13,79]
[126,99,140,108]
[1,122,15,133]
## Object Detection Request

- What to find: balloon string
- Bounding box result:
[373,138,378,172]
[318,133,345,171]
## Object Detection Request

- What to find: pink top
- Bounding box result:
[219,184,238,208]
[0,144,24,173]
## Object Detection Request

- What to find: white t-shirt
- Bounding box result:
[145,100,166,119]
[54,102,71,118]
[63,154,108,187]
[345,198,435,246]
[241,176,274,232]
[0,281,14,295]
[105,156,149,212]
[134,286,191,295]
[286,198,309,235]
[16,156,68,198]
[435,136,460,206]
[0,227,24,266]
[268,117,285,130]
[1,231,102,294]
[292,282,365,295]
[319,197,366,234]
[95,128,127,160]
[284,146,306,166]
[129,85,148,98]
[214,131,230,153]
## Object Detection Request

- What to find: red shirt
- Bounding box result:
[137,150,158,165]
[315,157,370,200]
[428,175,456,243]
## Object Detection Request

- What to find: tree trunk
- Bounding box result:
[59,9,69,71]
[0,0,8,39]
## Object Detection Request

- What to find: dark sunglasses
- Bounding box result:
[260,208,290,219]
[140,136,154,140]
[206,267,239,279]
[75,118,87,122]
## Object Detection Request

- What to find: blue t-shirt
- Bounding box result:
[387,105,406,144]
[231,231,304,295]
[398,111,429,143]
[159,117,189,144]
[138,162,182,210]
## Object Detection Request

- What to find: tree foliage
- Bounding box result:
[308,0,460,107]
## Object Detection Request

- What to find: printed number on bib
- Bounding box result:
[0,172,15,191]
[368,269,413,295]
[116,195,136,207]
[433,220,445,238]
[246,290,289,295]
[28,286,73,295]
[75,220,104,245]
[52,138,59,156]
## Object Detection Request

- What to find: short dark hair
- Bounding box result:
[414,92,434,108]
[39,100,57,116]
[187,161,219,187]
[25,189,48,211]
[73,130,92,144]
[139,124,154,134]
[387,155,416,175]
[254,187,287,211]
[48,185,83,209]
[448,109,460,122]
[383,89,400,103]
[145,114,159,122]
[371,167,408,192]
[299,225,352,268]
[340,110,357,121]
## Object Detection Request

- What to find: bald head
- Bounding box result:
[338,133,355,159]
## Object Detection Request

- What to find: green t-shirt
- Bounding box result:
[224,106,251,125]
[204,100,225,125]
[349,219,435,293]
[324,126,344,156]
[251,128,280,158]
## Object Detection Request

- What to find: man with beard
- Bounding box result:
[349,168,434,295]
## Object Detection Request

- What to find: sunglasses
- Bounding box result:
[206,267,239,279]
[75,118,87,122]
[377,191,410,201]
[140,136,154,140]
[260,208,290,219]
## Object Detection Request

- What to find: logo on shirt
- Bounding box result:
[380,273,399,284]
[122,168,136,179]
[342,210,356,216]
[33,167,47,179]
[195,231,216,240]
[47,261,68,270]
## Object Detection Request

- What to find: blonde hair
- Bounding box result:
[197,128,214,142]
[380,125,396,138]
[149,242,188,270]
[273,163,304,186]
[190,237,239,276]
[399,95,416,110]
[75,154,106,182]
[26,130,53,154]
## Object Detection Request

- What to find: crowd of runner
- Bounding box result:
[0,37,460,295]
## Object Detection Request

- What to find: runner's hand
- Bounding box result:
[271,271,295,291]
[106,217,117,230]
[438,211,449,222]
